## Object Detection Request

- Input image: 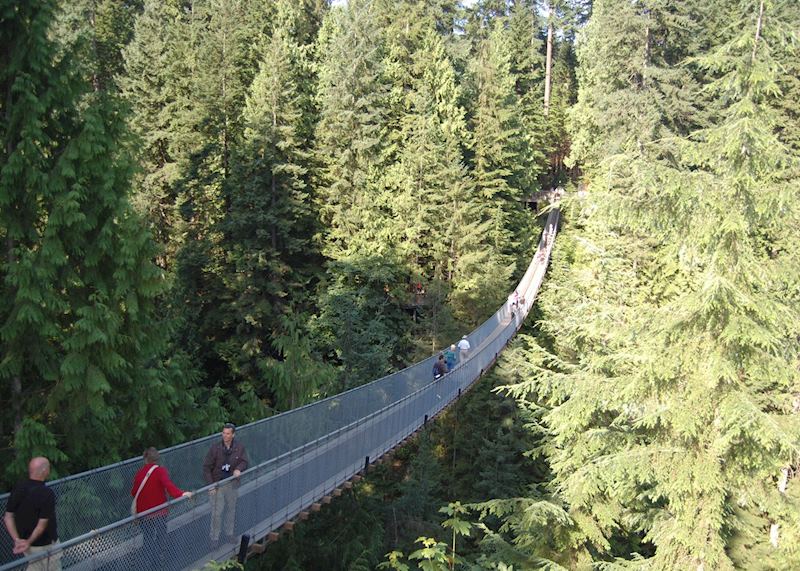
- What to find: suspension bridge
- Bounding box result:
[0,209,559,571]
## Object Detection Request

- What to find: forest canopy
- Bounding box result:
[2,0,799,569]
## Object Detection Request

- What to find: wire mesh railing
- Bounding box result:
[0,209,559,570]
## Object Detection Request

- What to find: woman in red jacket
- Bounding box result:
[131,447,192,569]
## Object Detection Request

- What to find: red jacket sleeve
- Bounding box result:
[157,467,184,499]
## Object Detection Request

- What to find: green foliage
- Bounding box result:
[502,1,800,569]
[7,420,69,480]
[312,256,410,388]
[380,502,473,571]
[258,312,337,410]
[568,0,703,169]
[382,20,489,332]
[311,0,407,388]
[396,433,445,524]
[53,0,143,91]
[314,0,391,262]
[0,0,203,483]
[441,501,474,569]
[121,0,330,414]
[409,537,451,571]
[168,0,260,401]
[772,2,800,154]
[121,0,190,265]
[379,550,412,571]
[467,21,530,267]
[202,560,243,571]
[217,1,326,410]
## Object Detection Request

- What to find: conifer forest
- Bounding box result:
[2,0,800,569]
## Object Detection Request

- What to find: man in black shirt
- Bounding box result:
[3,457,60,570]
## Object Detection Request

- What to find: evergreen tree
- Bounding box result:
[52,0,143,93]
[168,0,276,414]
[312,251,413,387]
[381,9,516,329]
[504,0,550,187]
[0,0,203,480]
[121,0,189,266]
[91,0,142,87]
[772,2,800,154]
[568,0,702,169]
[312,0,410,386]
[544,39,578,185]
[463,0,512,40]
[396,433,445,524]
[314,0,391,262]
[499,1,800,569]
[219,2,328,409]
[384,24,478,340]
[468,22,531,269]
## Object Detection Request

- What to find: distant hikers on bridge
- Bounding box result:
[508,290,520,315]
[539,223,555,262]
[457,335,471,360]
[444,345,457,371]
[432,354,448,380]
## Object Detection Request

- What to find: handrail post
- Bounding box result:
[237,534,250,564]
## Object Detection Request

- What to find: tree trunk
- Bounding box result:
[6,237,22,436]
[772,396,799,547]
[271,107,278,251]
[543,4,553,116]
[752,0,765,63]
[4,72,22,436]
[89,0,101,92]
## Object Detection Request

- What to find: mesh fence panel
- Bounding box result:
[0,210,559,570]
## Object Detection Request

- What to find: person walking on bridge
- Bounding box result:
[203,423,248,548]
[3,457,60,571]
[433,354,448,380]
[507,290,519,316]
[444,345,457,371]
[457,335,471,361]
[131,447,192,569]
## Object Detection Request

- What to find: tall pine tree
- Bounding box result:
[219,0,329,410]
[496,1,800,569]
[0,0,203,481]
[468,21,530,272]
[313,0,410,386]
